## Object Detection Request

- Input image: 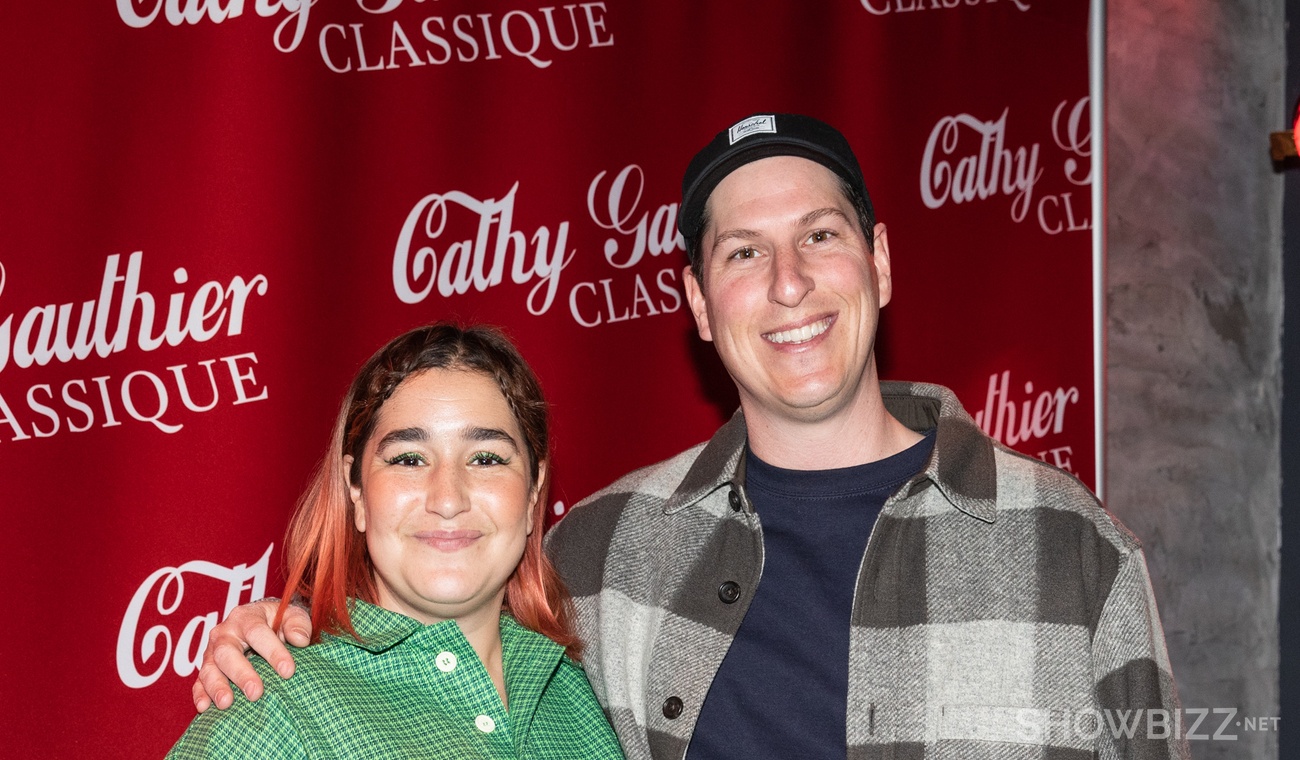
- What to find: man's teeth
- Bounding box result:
[765,319,831,345]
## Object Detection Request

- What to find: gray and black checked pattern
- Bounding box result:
[546,382,1188,760]
[169,601,624,759]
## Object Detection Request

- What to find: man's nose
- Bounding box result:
[768,244,814,307]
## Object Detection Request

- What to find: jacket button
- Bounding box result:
[662,696,684,719]
[717,581,741,604]
[728,490,741,512]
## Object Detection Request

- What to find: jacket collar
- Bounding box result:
[661,381,999,523]
[662,408,748,514]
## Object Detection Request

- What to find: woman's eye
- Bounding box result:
[385,452,426,467]
[470,451,508,466]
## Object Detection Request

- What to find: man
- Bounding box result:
[196,114,1187,759]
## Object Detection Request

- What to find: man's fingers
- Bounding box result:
[191,678,212,713]
[246,621,296,680]
[196,658,238,710]
[194,616,252,709]
[211,637,266,701]
[187,599,308,710]
[281,605,312,649]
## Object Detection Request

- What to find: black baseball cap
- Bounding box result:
[677,113,873,241]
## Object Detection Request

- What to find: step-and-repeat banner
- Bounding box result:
[0,1,1096,755]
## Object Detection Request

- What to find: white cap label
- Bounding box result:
[728,115,776,144]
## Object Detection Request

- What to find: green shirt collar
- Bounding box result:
[328,599,566,673]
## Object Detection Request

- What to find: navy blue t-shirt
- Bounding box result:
[685,430,936,759]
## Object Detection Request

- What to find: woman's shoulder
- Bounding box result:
[166,638,365,760]
[528,656,624,758]
[166,664,305,759]
[246,635,368,699]
[548,655,609,717]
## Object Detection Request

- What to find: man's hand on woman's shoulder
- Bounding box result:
[191,600,313,712]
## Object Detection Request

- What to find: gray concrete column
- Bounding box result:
[1107,2,1283,758]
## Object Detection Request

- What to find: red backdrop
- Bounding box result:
[0,1,1097,755]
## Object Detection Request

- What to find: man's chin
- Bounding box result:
[745,387,855,424]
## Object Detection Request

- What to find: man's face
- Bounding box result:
[684,155,892,425]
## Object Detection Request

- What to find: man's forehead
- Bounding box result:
[705,156,848,222]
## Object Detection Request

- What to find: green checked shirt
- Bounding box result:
[169,600,624,760]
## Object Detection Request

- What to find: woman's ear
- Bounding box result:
[527,460,549,536]
[344,455,366,532]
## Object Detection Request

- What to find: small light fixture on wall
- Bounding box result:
[1271,94,1300,169]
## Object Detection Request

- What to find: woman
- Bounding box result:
[169,324,624,759]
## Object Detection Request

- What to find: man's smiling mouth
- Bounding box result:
[763,317,832,345]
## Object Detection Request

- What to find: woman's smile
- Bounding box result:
[415,530,484,552]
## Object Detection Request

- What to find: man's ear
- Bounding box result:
[344,455,366,532]
[683,266,713,342]
[872,223,893,309]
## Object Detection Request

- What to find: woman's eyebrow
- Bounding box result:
[463,426,519,447]
[375,427,426,449]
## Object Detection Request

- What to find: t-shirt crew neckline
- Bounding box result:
[743,427,937,502]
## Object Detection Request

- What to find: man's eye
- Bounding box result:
[385,452,426,467]
[730,246,758,260]
[470,451,508,466]
[807,230,833,244]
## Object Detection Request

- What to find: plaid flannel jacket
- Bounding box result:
[546,381,1188,760]
[169,601,624,759]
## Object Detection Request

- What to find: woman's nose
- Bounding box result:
[424,464,471,518]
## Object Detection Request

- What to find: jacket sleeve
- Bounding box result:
[1091,547,1190,760]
